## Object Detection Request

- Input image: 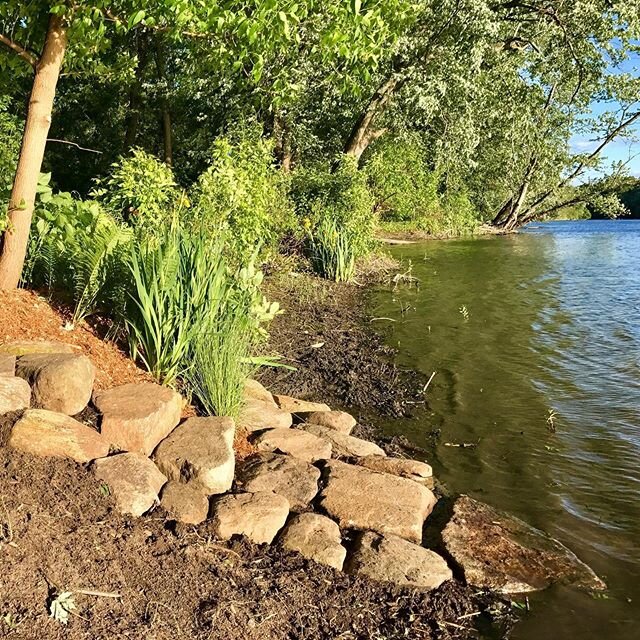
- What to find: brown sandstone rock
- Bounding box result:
[209,491,290,544]
[253,427,332,463]
[0,355,15,376]
[236,453,320,509]
[346,531,452,589]
[273,394,331,414]
[93,452,167,517]
[153,416,235,495]
[297,410,357,434]
[0,340,78,356]
[355,455,432,484]
[160,481,209,524]
[244,378,277,406]
[237,396,292,432]
[442,495,606,593]
[279,512,346,570]
[0,376,30,414]
[318,460,437,544]
[302,424,385,458]
[9,409,109,462]
[94,382,182,456]
[16,353,95,415]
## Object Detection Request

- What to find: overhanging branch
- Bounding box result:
[0,32,38,68]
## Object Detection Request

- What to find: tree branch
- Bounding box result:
[46,138,103,154]
[0,32,38,68]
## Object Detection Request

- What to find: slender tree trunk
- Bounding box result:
[155,39,173,166]
[344,74,402,161]
[124,33,148,151]
[0,15,68,290]
[273,114,293,172]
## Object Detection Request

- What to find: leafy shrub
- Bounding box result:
[191,131,293,264]
[0,100,21,227]
[92,149,181,229]
[291,156,375,281]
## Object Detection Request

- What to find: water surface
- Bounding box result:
[372,220,640,639]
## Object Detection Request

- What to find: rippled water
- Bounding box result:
[371,220,640,639]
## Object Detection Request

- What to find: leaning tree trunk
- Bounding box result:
[344,74,402,162]
[0,15,68,290]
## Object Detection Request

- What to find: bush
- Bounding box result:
[0,100,21,227]
[291,156,375,281]
[191,130,293,265]
[92,149,181,229]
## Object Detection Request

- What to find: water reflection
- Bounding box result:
[372,221,640,640]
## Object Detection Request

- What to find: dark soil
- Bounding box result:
[0,411,503,640]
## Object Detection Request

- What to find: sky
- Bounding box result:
[570,52,640,180]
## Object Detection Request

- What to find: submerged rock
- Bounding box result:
[236,452,320,509]
[442,495,607,593]
[16,353,95,415]
[318,459,437,543]
[279,512,346,570]
[94,382,182,456]
[355,455,432,484]
[210,491,290,544]
[346,531,452,589]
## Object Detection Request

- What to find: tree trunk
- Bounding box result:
[124,33,148,151]
[344,74,402,162]
[0,15,68,290]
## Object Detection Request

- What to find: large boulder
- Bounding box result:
[244,379,277,406]
[355,456,432,484]
[0,355,15,376]
[297,410,357,434]
[236,453,320,509]
[318,460,437,544]
[16,353,95,415]
[302,424,385,458]
[209,491,290,544]
[93,453,167,517]
[253,427,332,463]
[279,512,346,570]
[346,531,452,589]
[9,409,110,462]
[94,383,182,456]
[238,396,292,433]
[273,394,330,414]
[0,340,77,356]
[153,416,235,495]
[0,376,30,414]
[160,481,209,525]
[442,495,606,593]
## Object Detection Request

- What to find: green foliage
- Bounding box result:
[190,131,293,264]
[292,156,375,280]
[92,149,180,229]
[0,100,20,225]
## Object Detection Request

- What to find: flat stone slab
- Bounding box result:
[253,428,332,463]
[94,382,182,456]
[93,453,167,517]
[0,376,30,414]
[0,355,15,376]
[297,410,357,434]
[356,456,432,484]
[346,531,452,589]
[318,460,437,543]
[16,353,95,415]
[238,396,292,432]
[303,424,385,458]
[236,453,320,509]
[279,512,346,570]
[153,416,235,495]
[273,394,330,414]
[160,481,209,524]
[210,491,290,544]
[9,409,110,462]
[0,340,78,356]
[244,379,277,406]
[442,495,606,593]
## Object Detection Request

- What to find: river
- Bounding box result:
[371,219,640,639]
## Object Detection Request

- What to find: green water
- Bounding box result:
[371,220,640,639]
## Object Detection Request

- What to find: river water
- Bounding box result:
[371,220,640,639]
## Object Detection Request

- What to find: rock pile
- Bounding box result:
[0,339,605,595]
